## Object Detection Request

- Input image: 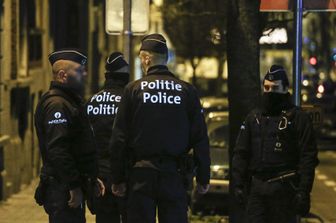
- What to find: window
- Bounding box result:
[10,87,30,141]
[19,0,42,68]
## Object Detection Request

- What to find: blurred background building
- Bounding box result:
[0,0,126,200]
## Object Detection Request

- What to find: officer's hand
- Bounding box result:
[111,183,126,197]
[96,178,105,197]
[234,187,245,205]
[293,192,310,216]
[68,187,83,208]
[196,184,210,194]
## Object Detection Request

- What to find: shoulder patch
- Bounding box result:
[48,111,68,125]
[54,112,62,119]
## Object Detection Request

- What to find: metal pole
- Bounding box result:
[293,0,303,106]
[123,0,132,63]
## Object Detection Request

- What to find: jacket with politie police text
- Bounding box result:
[86,78,127,177]
[109,65,211,185]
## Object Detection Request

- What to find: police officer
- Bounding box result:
[232,65,319,223]
[86,52,129,223]
[34,49,99,223]
[109,34,211,223]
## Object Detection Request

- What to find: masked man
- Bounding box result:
[232,65,319,223]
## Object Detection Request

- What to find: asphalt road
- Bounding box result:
[309,150,336,223]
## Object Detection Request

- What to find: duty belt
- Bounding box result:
[267,171,297,183]
[134,155,179,171]
[41,175,62,185]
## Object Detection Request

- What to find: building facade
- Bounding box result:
[0,0,52,200]
[0,0,125,200]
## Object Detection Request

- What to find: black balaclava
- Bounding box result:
[262,92,292,115]
[262,65,292,115]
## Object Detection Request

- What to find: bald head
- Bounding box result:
[139,50,168,74]
[52,60,76,80]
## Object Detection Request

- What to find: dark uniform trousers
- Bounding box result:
[127,167,188,223]
[247,177,297,223]
[92,177,127,223]
[43,179,85,223]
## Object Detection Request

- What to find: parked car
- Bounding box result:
[307,78,336,150]
[316,112,336,150]
[200,97,228,119]
[190,111,229,214]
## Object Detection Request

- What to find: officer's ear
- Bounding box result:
[57,70,67,82]
[145,56,151,66]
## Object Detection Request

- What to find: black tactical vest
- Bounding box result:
[249,107,300,173]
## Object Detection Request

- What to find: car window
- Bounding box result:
[208,122,229,149]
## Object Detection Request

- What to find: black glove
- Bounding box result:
[234,187,246,205]
[293,192,310,216]
[34,181,47,206]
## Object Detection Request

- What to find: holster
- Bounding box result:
[177,154,195,190]
[34,179,47,206]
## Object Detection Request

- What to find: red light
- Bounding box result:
[309,57,317,66]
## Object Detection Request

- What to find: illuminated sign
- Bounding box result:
[105,0,149,35]
[259,28,288,44]
[260,0,336,11]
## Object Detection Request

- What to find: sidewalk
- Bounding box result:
[0,179,95,223]
[0,177,330,223]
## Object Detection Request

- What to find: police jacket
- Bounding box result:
[35,81,97,189]
[109,65,210,185]
[232,102,319,194]
[86,77,128,176]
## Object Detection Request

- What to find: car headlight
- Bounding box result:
[323,119,333,127]
[210,165,229,180]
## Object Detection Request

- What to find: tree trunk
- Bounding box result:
[190,58,199,86]
[216,54,226,97]
[227,0,261,222]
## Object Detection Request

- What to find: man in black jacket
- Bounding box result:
[35,49,99,223]
[86,52,129,223]
[232,65,319,223]
[109,34,211,223]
